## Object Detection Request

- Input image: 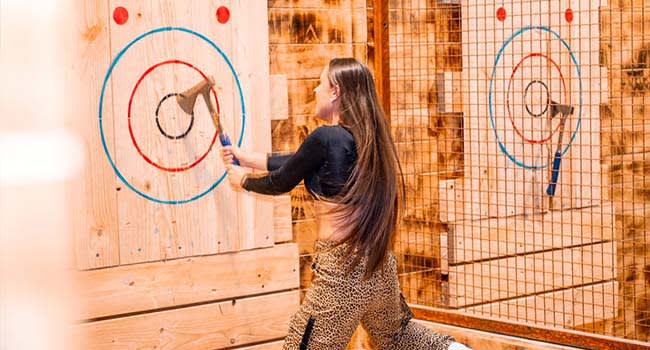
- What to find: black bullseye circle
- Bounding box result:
[523,80,550,118]
[155,92,194,140]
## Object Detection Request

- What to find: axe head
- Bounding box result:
[176,76,215,115]
[549,100,574,119]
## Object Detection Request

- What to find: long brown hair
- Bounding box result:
[326,57,405,278]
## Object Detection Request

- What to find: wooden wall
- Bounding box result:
[67,1,298,348]
[601,1,650,342]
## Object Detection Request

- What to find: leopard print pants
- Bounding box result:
[282,240,455,350]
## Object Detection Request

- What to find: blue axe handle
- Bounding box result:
[219,133,240,166]
[546,150,562,196]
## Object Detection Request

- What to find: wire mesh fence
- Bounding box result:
[389,0,650,345]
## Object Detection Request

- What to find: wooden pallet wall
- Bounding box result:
[601,2,650,342]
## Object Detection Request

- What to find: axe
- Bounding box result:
[176,76,239,165]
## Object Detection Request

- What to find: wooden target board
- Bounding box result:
[74,1,274,269]
[458,1,604,220]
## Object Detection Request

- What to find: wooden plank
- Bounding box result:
[269,44,355,80]
[463,281,619,330]
[273,195,293,243]
[448,242,616,307]
[439,179,463,223]
[293,219,318,255]
[604,151,650,203]
[287,79,318,117]
[351,6,367,43]
[268,8,352,44]
[414,320,585,350]
[270,75,289,120]
[70,0,120,269]
[460,1,490,221]
[431,112,464,180]
[108,1,231,264]
[75,290,299,350]
[238,340,284,350]
[231,0,274,251]
[599,5,650,68]
[393,221,442,258]
[449,203,615,264]
[601,119,650,158]
[77,243,299,321]
[388,44,437,76]
[391,108,430,143]
[268,0,358,9]
[433,3,462,72]
[396,140,438,175]
[387,8,436,45]
[436,72,463,113]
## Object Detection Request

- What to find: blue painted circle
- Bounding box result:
[99,26,246,205]
[489,25,582,169]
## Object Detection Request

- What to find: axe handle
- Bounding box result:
[546,112,569,197]
[219,133,240,166]
[546,150,562,196]
[210,111,240,166]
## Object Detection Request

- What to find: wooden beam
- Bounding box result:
[76,244,299,321]
[412,306,650,350]
[273,195,293,242]
[270,75,289,121]
[75,290,298,350]
[373,0,390,120]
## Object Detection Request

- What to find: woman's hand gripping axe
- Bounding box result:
[176,76,240,165]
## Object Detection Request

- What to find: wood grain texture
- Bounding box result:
[463,281,619,329]
[108,0,233,264]
[448,204,615,264]
[75,290,299,350]
[447,242,616,307]
[77,243,299,320]
[70,0,120,270]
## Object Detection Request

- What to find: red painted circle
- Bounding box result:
[128,60,220,172]
[565,8,574,23]
[505,53,569,144]
[216,6,230,24]
[497,7,507,22]
[113,6,129,25]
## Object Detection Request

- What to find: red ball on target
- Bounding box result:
[565,8,574,23]
[113,6,129,25]
[496,7,507,22]
[216,6,230,24]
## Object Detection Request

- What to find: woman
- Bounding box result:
[221,58,470,350]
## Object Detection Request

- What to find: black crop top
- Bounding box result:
[242,125,357,197]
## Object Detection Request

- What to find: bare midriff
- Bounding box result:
[313,200,351,242]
